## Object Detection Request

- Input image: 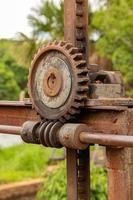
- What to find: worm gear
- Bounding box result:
[28,41,89,122]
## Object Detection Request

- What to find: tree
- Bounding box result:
[91,0,133,95]
[15,32,41,67]
[28,0,64,40]
[0,39,28,100]
[0,62,20,100]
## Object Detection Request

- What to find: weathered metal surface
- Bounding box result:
[64,0,90,199]
[1,105,133,200]
[90,70,123,84]
[0,125,21,135]
[86,97,133,111]
[58,123,88,149]
[80,109,133,200]
[3,122,133,149]
[80,133,133,147]
[77,149,90,200]
[21,121,40,144]
[43,67,63,97]
[64,0,89,62]
[66,149,78,200]
[0,97,133,126]
[89,84,123,98]
[87,97,133,107]
[0,0,132,198]
[29,41,88,122]
[0,101,37,126]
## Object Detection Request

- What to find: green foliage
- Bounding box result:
[91,164,107,200]
[28,0,64,40]
[0,144,51,184]
[0,62,20,100]
[37,163,107,200]
[15,33,41,67]
[91,0,133,94]
[0,39,28,100]
[37,163,66,200]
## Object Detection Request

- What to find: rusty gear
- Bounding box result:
[28,41,89,122]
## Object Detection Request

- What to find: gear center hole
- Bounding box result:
[48,73,56,89]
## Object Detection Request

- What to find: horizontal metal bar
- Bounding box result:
[1,123,133,148]
[80,132,133,147]
[0,125,21,135]
[0,101,31,107]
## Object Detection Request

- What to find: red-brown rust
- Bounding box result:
[66,149,78,200]
[0,102,37,126]
[80,108,133,200]
[64,0,90,199]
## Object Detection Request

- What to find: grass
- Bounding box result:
[0,144,56,184]
[0,144,107,199]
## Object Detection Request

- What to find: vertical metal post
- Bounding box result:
[106,148,133,200]
[67,149,78,200]
[64,0,90,199]
[106,111,133,200]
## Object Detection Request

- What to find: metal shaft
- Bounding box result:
[80,132,133,147]
[0,125,21,135]
[2,124,133,148]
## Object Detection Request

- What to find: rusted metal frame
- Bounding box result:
[0,97,133,126]
[64,0,90,199]
[1,106,133,200]
[0,103,37,126]
[80,109,133,200]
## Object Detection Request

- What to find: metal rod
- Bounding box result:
[80,132,133,147]
[0,125,21,135]
[66,149,78,200]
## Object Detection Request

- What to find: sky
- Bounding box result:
[0,0,96,39]
[0,0,41,39]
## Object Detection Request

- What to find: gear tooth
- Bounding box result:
[59,41,67,46]
[59,117,66,123]
[68,107,77,115]
[75,94,87,101]
[78,77,89,83]
[69,47,79,54]
[47,41,53,46]
[73,101,82,108]
[64,42,73,50]
[77,69,88,75]
[64,114,71,121]
[76,60,86,68]
[73,53,83,61]
[75,95,81,101]
[37,47,44,54]
[77,80,87,86]
[77,86,89,92]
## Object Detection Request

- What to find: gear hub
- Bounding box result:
[28,41,89,122]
